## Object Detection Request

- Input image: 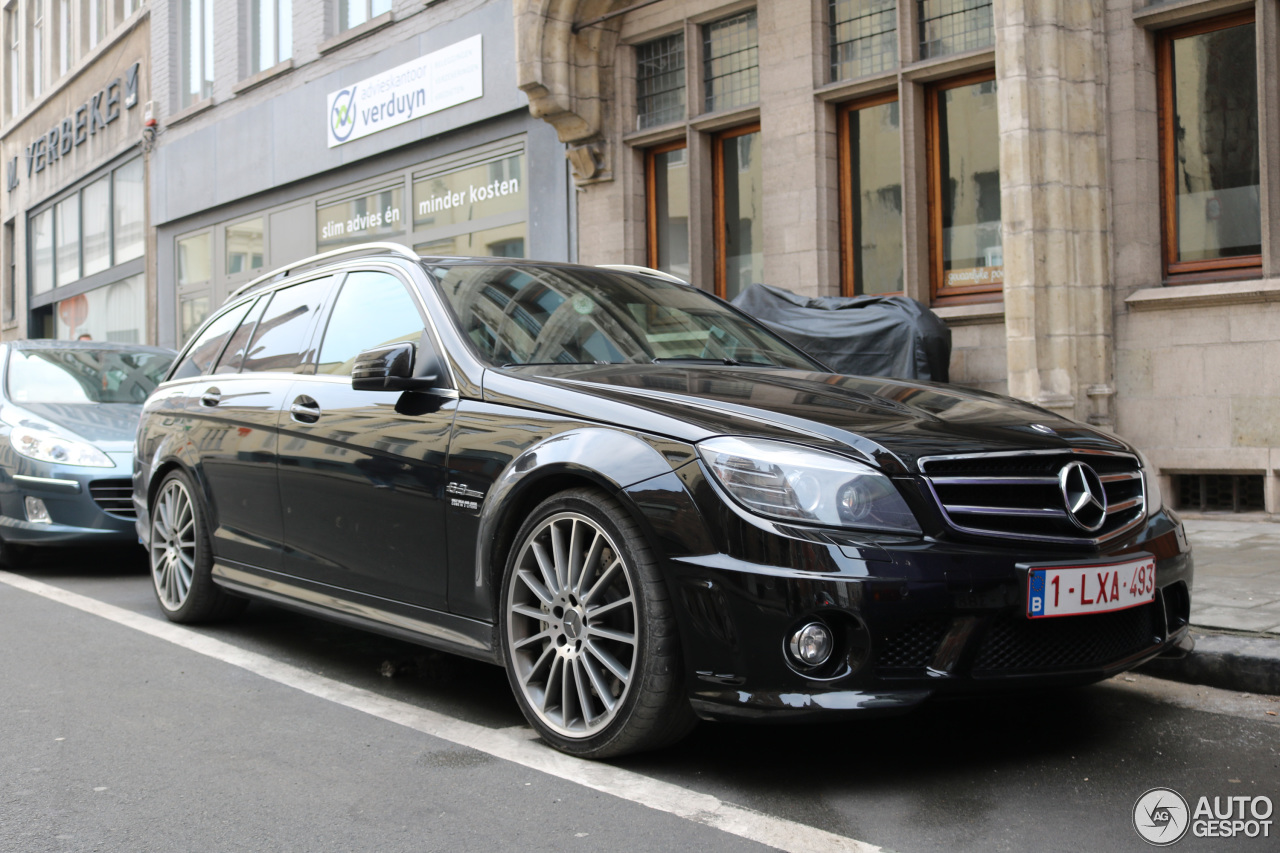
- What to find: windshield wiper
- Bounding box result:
[651,356,741,366]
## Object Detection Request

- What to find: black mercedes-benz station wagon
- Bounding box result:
[135,244,1192,758]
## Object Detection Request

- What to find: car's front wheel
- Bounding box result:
[500,488,694,758]
[149,470,246,623]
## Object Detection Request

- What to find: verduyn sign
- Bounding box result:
[326,34,483,148]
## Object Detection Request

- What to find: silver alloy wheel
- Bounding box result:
[506,511,639,739]
[150,478,198,611]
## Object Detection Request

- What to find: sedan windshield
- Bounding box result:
[426,263,823,371]
[7,348,174,404]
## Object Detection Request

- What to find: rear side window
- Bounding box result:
[241,278,330,373]
[214,296,268,374]
[316,271,424,376]
[169,299,256,381]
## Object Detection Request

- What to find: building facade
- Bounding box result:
[514,0,1280,516]
[0,1,151,344]
[148,0,573,347]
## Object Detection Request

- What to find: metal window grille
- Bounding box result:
[637,33,685,129]
[704,10,758,113]
[830,0,898,82]
[918,0,994,59]
[1174,474,1266,513]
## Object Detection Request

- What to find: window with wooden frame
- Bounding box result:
[927,71,1001,303]
[645,141,690,280]
[839,93,903,296]
[713,123,762,300]
[1157,11,1260,282]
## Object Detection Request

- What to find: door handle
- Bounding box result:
[200,388,221,407]
[289,396,321,424]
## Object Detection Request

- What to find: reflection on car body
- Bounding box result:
[134,244,1193,759]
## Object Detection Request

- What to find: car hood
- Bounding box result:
[484,365,1131,473]
[5,401,143,452]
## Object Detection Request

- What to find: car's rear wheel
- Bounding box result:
[500,488,694,758]
[149,470,246,623]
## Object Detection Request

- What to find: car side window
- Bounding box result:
[315,271,425,376]
[169,298,257,381]
[240,277,330,373]
[213,296,268,374]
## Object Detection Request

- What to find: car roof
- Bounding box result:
[8,339,175,355]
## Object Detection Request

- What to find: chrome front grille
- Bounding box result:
[919,450,1146,545]
[89,479,136,520]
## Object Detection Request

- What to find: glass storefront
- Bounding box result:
[53,274,144,342]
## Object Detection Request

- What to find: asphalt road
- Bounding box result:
[2,551,1278,853]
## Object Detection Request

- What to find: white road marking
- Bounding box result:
[0,570,881,853]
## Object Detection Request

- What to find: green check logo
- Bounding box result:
[330,88,357,142]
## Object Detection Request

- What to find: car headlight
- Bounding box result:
[1136,449,1163,513]
[698,436,920,534]
[10,425,114,468]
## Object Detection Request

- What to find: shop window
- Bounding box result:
[645,142,690,280]
[226,217,265,276]
[830,0,897,82]
[4,219,14,322]
[338,0,389,32]
[5,4,18,117]
[918,0,993,60]
[113,157,144,263]
[703,9,757,113]
[1158,13,1260,281]
[410,151,527,258]
[82,175,111,277]
[53,274,143,342]
[54,197,79,288]
[179,0,213,108]
[250,0,291,73]
[318,185,404,251]
[927,73,1001,301]
[179,293,210,342]
[84,0,105,51]
[840,95,903,295]
[28,0,42,98]
[714,125,762,300]
[31,209,53,295]
[177,233,212,286]
[636,32,684,129]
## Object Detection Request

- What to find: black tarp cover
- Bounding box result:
[731,284,952,382]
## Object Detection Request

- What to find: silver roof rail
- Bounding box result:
[596,264,690,285]
[228,242,421,300]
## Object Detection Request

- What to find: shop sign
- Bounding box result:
[326,35,483,148]
[6,62,141,192]
[412,153,523,230]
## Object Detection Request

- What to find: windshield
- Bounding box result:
[6,348,175,404]
[426,263,823,370]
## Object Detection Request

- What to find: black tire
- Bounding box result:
[499,487,695,758]
[149,469,247,623]
[0,536,28,569]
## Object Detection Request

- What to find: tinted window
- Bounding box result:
[170,299,255,381]
[241,278,329,373]
[214,296,267,374]
[428,264,820,370]
[8,348,174,404]
[316,271,424,375]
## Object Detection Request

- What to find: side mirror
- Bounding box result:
[351,336,447,392]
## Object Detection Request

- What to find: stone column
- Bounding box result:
[995,0,1115,425]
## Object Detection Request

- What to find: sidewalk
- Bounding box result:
[1140,515,1280,694]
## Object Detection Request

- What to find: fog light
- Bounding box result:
[24,496,51,524]
[788,621,833,667]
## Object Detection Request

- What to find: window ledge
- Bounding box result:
[166,97,216,127]
[623,122,686,148]
[814,75,897,104]
[900,48,996,84]
[232,59,295,95]
[932,302,1005,326]
[1125,277,1280,312]
[689,105,760,134]
[1133,0,1254,29]
[319,11,396,55]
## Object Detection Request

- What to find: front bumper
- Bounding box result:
[664,510,1193,723]
[0,454,139,548]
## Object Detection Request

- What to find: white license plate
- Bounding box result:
[1026,556,1157,619]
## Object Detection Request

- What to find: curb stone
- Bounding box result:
[1139,631,1280,696]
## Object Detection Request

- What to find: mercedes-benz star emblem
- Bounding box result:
[1059,461,1108,532]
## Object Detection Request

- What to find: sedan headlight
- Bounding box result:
[10,425,114,468]
[1136,449,1163,513]
[699,436,920,534]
